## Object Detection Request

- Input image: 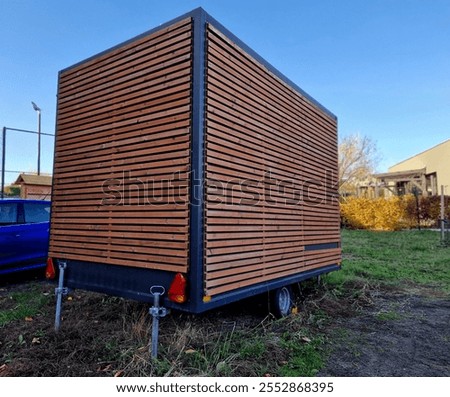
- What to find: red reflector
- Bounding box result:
[46,258,56,279]
[168,273,187,303]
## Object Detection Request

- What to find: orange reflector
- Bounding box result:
[168,273,187,303]
[45,258,56,279]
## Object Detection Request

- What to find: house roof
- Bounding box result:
[14,173,53,186]
[373,168,426,180]
[389,139,450,170]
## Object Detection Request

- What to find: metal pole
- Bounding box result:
[149,286,168,359]
[151,292,161,358]
[31,102,42,176]
[37,110,41,175]
[1,127,5,199]
[4,126,53,137]
[414,188,421,231]
[55,261,68,332]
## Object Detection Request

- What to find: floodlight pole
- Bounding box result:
[31,101,41,175]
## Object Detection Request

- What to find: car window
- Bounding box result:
[23,202,51,223]
[0,202,18,225]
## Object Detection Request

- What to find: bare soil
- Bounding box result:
[319,290,450,376]
[0,272,449,377]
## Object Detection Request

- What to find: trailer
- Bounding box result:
[48,8,341,333]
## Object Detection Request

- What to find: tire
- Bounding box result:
[270,286,294,318]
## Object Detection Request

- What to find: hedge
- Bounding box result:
[340,195,450,231]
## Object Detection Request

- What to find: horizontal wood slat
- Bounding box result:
[50,15,340,301]
[58,19,192,88]
[49,19,193,273]
[204,24,340,296]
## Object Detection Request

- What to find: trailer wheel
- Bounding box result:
[270,286,293,318]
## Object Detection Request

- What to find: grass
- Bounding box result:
[1,229,448,376]
[141,315,329,377]
[0,286,51,326]
[96,228,450,377]
[278,331,327,377]
[375,310,403,322]
[327,229,450,295]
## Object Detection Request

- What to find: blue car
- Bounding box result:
[0,199,50,275]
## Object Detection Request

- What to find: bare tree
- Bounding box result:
[338,134,378,194]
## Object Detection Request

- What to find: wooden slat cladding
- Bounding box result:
[49,18,193,273]
[204,24,340,296]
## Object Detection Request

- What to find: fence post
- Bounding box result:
[441,185,445,244]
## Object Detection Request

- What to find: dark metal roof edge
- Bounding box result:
[59,7,336,120]
[200,9,337,121]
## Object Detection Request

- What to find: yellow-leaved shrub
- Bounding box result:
[340,196,413,231]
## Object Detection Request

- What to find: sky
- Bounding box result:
[1,0,449,184]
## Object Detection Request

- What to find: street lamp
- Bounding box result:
[31,101,41,175]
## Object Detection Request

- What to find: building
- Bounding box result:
[374,139,450,196]
[14,173,52,200]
